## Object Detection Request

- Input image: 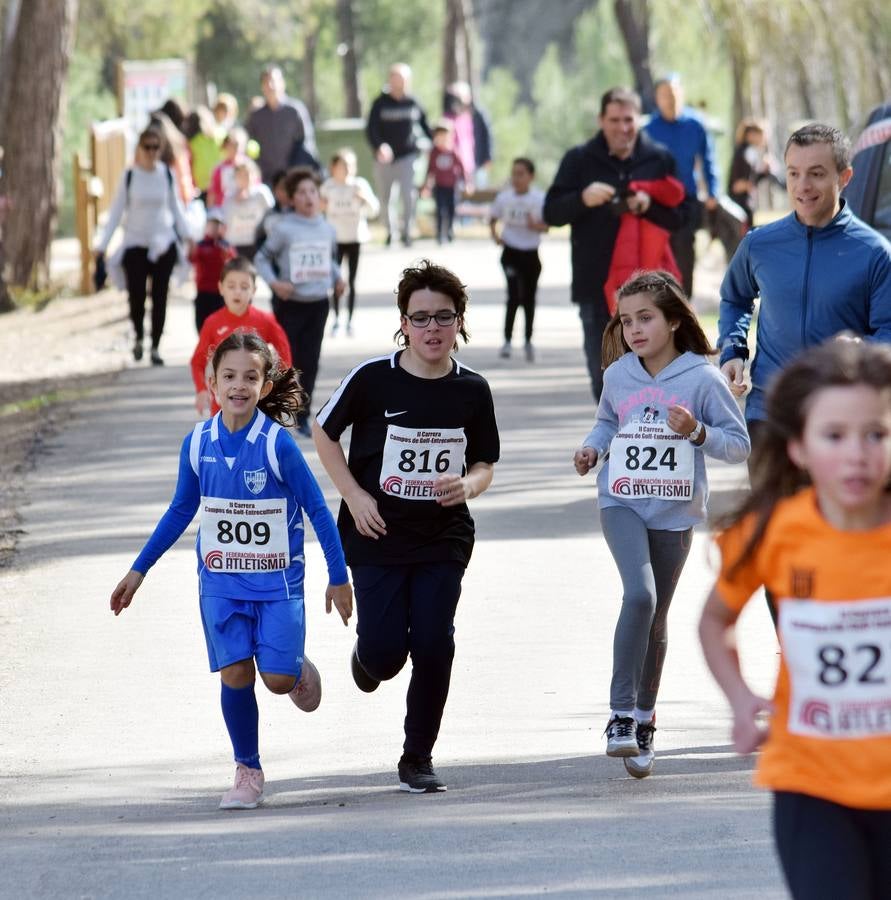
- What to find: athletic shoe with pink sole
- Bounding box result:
[289,656,322,712]
[219,763,265,810]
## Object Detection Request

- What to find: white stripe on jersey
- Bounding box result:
[316,353,395,426]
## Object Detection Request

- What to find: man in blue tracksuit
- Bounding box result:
[644,75,719,297]
[719,122,891,433]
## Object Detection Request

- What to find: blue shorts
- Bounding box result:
[199,594,306,677]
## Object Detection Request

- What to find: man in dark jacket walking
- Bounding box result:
[366,63,432,247]
[544,87,687,402]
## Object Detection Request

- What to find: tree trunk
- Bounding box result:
[443,0,459,88]
[0,0,77,295]
[0,0,22,152]
[303,22,319,123]
[336,0,361,117]
[613,0,654,112]
[476,0,592,104]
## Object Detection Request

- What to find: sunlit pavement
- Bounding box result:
[0,235,784,898]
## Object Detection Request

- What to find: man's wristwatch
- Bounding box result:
[688,421,704,443]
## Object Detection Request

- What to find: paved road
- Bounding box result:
[0,238,784,898]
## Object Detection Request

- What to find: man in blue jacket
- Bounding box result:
[644,75,719,297]
[720,123,891,434]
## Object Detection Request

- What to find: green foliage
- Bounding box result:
[478,67,533,186]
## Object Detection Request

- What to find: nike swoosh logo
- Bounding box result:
[216,327,228,335]
[384,410,408,418]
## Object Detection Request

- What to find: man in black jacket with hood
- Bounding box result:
[544,87,687,402]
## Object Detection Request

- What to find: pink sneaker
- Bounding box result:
[289,656,322,712]
[219,763,265,810]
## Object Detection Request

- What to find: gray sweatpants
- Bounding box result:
[374,153,418,240]
[601,506,692,713]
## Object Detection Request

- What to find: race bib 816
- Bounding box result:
[379,425,466,500]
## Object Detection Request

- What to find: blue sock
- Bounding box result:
[220,682,261,770]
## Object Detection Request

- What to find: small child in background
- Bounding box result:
[191,255,292,418]
[189,210,237,331]
[208,127,248,207]
[320,148,379,336]
[490,157,548,362]
[424,124,465,244]
[186,106,223,205]
[255,170,291,320]
[255,166,344,438]
[223,160,274,259]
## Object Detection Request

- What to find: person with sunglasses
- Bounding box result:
[94,126,192,364]
[313,260,500,794]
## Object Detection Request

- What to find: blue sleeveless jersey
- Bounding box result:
[190,411,307,601]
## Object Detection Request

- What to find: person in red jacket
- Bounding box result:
[603,175,686,313]
[189,210,237,331]
[191,256,292,417]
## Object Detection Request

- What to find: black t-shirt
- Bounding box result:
[316,350,500,567]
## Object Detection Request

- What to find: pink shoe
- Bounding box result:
[289,656,322,712]
[219,763,265,810]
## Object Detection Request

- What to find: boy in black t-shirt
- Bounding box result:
[314,260,500,793]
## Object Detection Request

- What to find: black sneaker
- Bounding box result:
[133,340,144,362]
[624,717,656,779]
[604,715,639,757]
[350,642,379,693]
[398,756,446,793]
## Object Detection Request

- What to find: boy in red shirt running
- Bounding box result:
[191,256,292,417]
[189,210,237,331]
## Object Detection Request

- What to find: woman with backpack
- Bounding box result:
[94,125,192,365]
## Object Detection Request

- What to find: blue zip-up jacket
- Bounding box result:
[718,201,891,422]
[644,108,719,199]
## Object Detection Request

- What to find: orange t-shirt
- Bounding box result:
[716,487,891,810]
[190,305,292,414]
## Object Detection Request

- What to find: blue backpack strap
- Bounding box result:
[189,421,204,475]
[265,422,283,483]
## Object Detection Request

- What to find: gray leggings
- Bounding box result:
[374,153,418,240]
[601,506,692,712]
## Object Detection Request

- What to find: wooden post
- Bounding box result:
[73,151,92,295]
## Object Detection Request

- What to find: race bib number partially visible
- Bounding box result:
[608,421,694,501]
[289,241,331,284]
[379,426,466,500]
[505,203,532,227]
[227,208,263,246]
[780,597,891,739]
[199,496,289,572]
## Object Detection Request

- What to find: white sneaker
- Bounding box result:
[219,763,265,810]
[499,342,511,359]
[330,319,340,336]
[604,715,639,757]
[624,717,656,778]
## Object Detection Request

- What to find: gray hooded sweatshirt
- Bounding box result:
[255,211,340,301]
[582,351,750,530]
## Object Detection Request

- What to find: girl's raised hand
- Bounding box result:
[573,447,598,476]
[326,582,353,626]
[667,404,697,436]
[110,570,144,616]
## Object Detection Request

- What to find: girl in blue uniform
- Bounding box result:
[110,331,352,810]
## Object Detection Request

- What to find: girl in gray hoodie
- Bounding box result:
[573,270,749,778]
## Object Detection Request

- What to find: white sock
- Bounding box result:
[611,709,633,719]
[633,708,654,724]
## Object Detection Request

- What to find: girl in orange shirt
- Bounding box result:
[700,339,891,900]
